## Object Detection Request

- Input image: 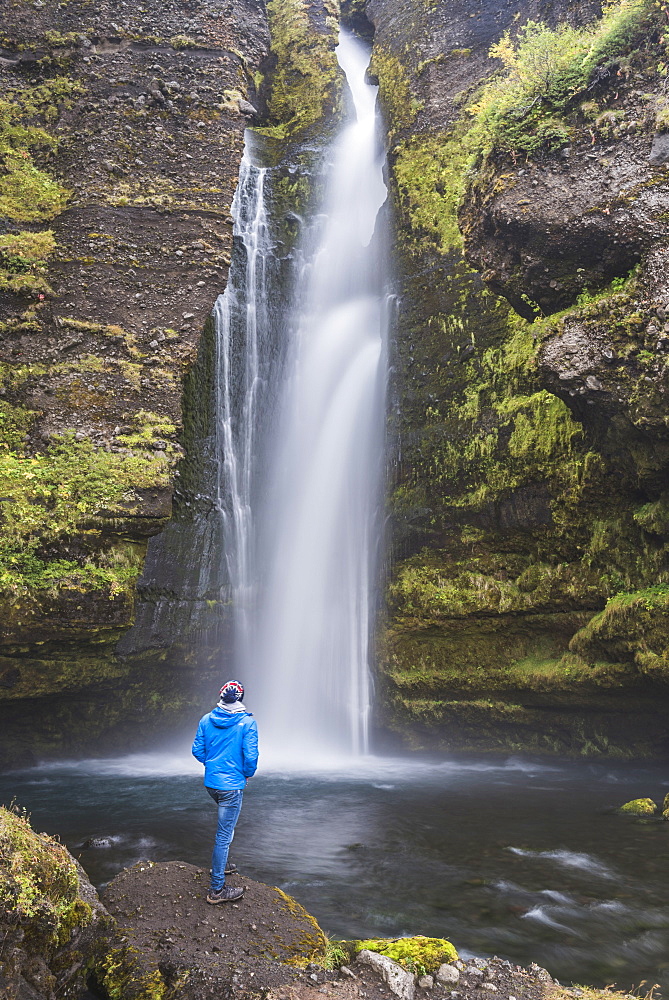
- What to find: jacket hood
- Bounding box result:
[209,705,253,728]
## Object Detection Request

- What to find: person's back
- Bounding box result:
[192,680,258,903]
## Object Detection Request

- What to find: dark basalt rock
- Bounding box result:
[460,124,668,320]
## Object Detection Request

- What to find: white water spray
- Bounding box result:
[214,30,389,763]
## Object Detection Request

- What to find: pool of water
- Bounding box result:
[2,750,668,992]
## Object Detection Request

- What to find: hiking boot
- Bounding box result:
[207,885,245,904]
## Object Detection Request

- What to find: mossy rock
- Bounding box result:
[0,805,113,997]
[99,861,328,998]
[351,936,458,974]
[618,797,657,816]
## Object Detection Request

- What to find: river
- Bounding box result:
[2,751,668,991]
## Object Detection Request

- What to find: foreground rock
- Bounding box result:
[0,805,112,999]
[98,860,328,997]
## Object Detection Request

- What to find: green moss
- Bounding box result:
[99,948,167,1000]
[0,228,55,297]
[406,316,584,512]
[58,316,139,353]
[0,410,177,599]
[0,803,93,971]
[634,495,669,535]
[392,126,474,254]
[0,804,79,917]
[352,936,458,974]
[619,797,657,815]
[370,47,421,137]
[0,79,79,222]
[0,150,69,221]
[570,586,669,675]
[260,0,340,138]
[43,30,81,47]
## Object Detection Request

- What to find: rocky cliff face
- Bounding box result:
[367,0,669,755]
[0,0,344,764]
[3,0,668,763]
[0,0,272,764]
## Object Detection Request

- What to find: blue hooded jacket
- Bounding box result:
[192,705,259,790]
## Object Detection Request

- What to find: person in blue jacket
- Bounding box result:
[192,679,259,904]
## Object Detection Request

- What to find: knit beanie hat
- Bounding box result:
[219,680,244,703]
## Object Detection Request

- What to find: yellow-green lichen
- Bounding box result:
[99,948,167,1000]
[274,886,328,966]
[352,936,458,974]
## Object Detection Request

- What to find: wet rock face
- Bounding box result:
[367,0,669,757]
[538,246,669,487]
[0,0,270,758]
[460,106,669,319]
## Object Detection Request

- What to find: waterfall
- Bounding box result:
[213,29,389,764]
[212,146,276,671]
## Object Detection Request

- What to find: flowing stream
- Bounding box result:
[3,755,669,991]
[213,31,389,760]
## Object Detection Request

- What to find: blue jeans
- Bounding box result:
[206,787,243,892]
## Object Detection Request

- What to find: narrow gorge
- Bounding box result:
[1,0,668,764]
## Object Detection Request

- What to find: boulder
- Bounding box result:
[357,949,416,1000]
[436,963,461,985]
[619,798,658,816]
[98,860,328,998]
[0,805,113,999]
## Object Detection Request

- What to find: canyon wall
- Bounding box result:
[0,0,339,764]
[2,0,669,763]
[366,0,669,755]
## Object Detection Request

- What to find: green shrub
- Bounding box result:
[469,0,655,155]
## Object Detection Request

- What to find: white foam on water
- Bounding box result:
[540,889,574,904]
[508,847,615,879]
[522,906,575,933]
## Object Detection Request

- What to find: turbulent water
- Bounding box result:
[4,754,669,991]
[213,31,389,760]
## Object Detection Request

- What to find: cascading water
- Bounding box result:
[212,147,276,670]
[214,29,389,762]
